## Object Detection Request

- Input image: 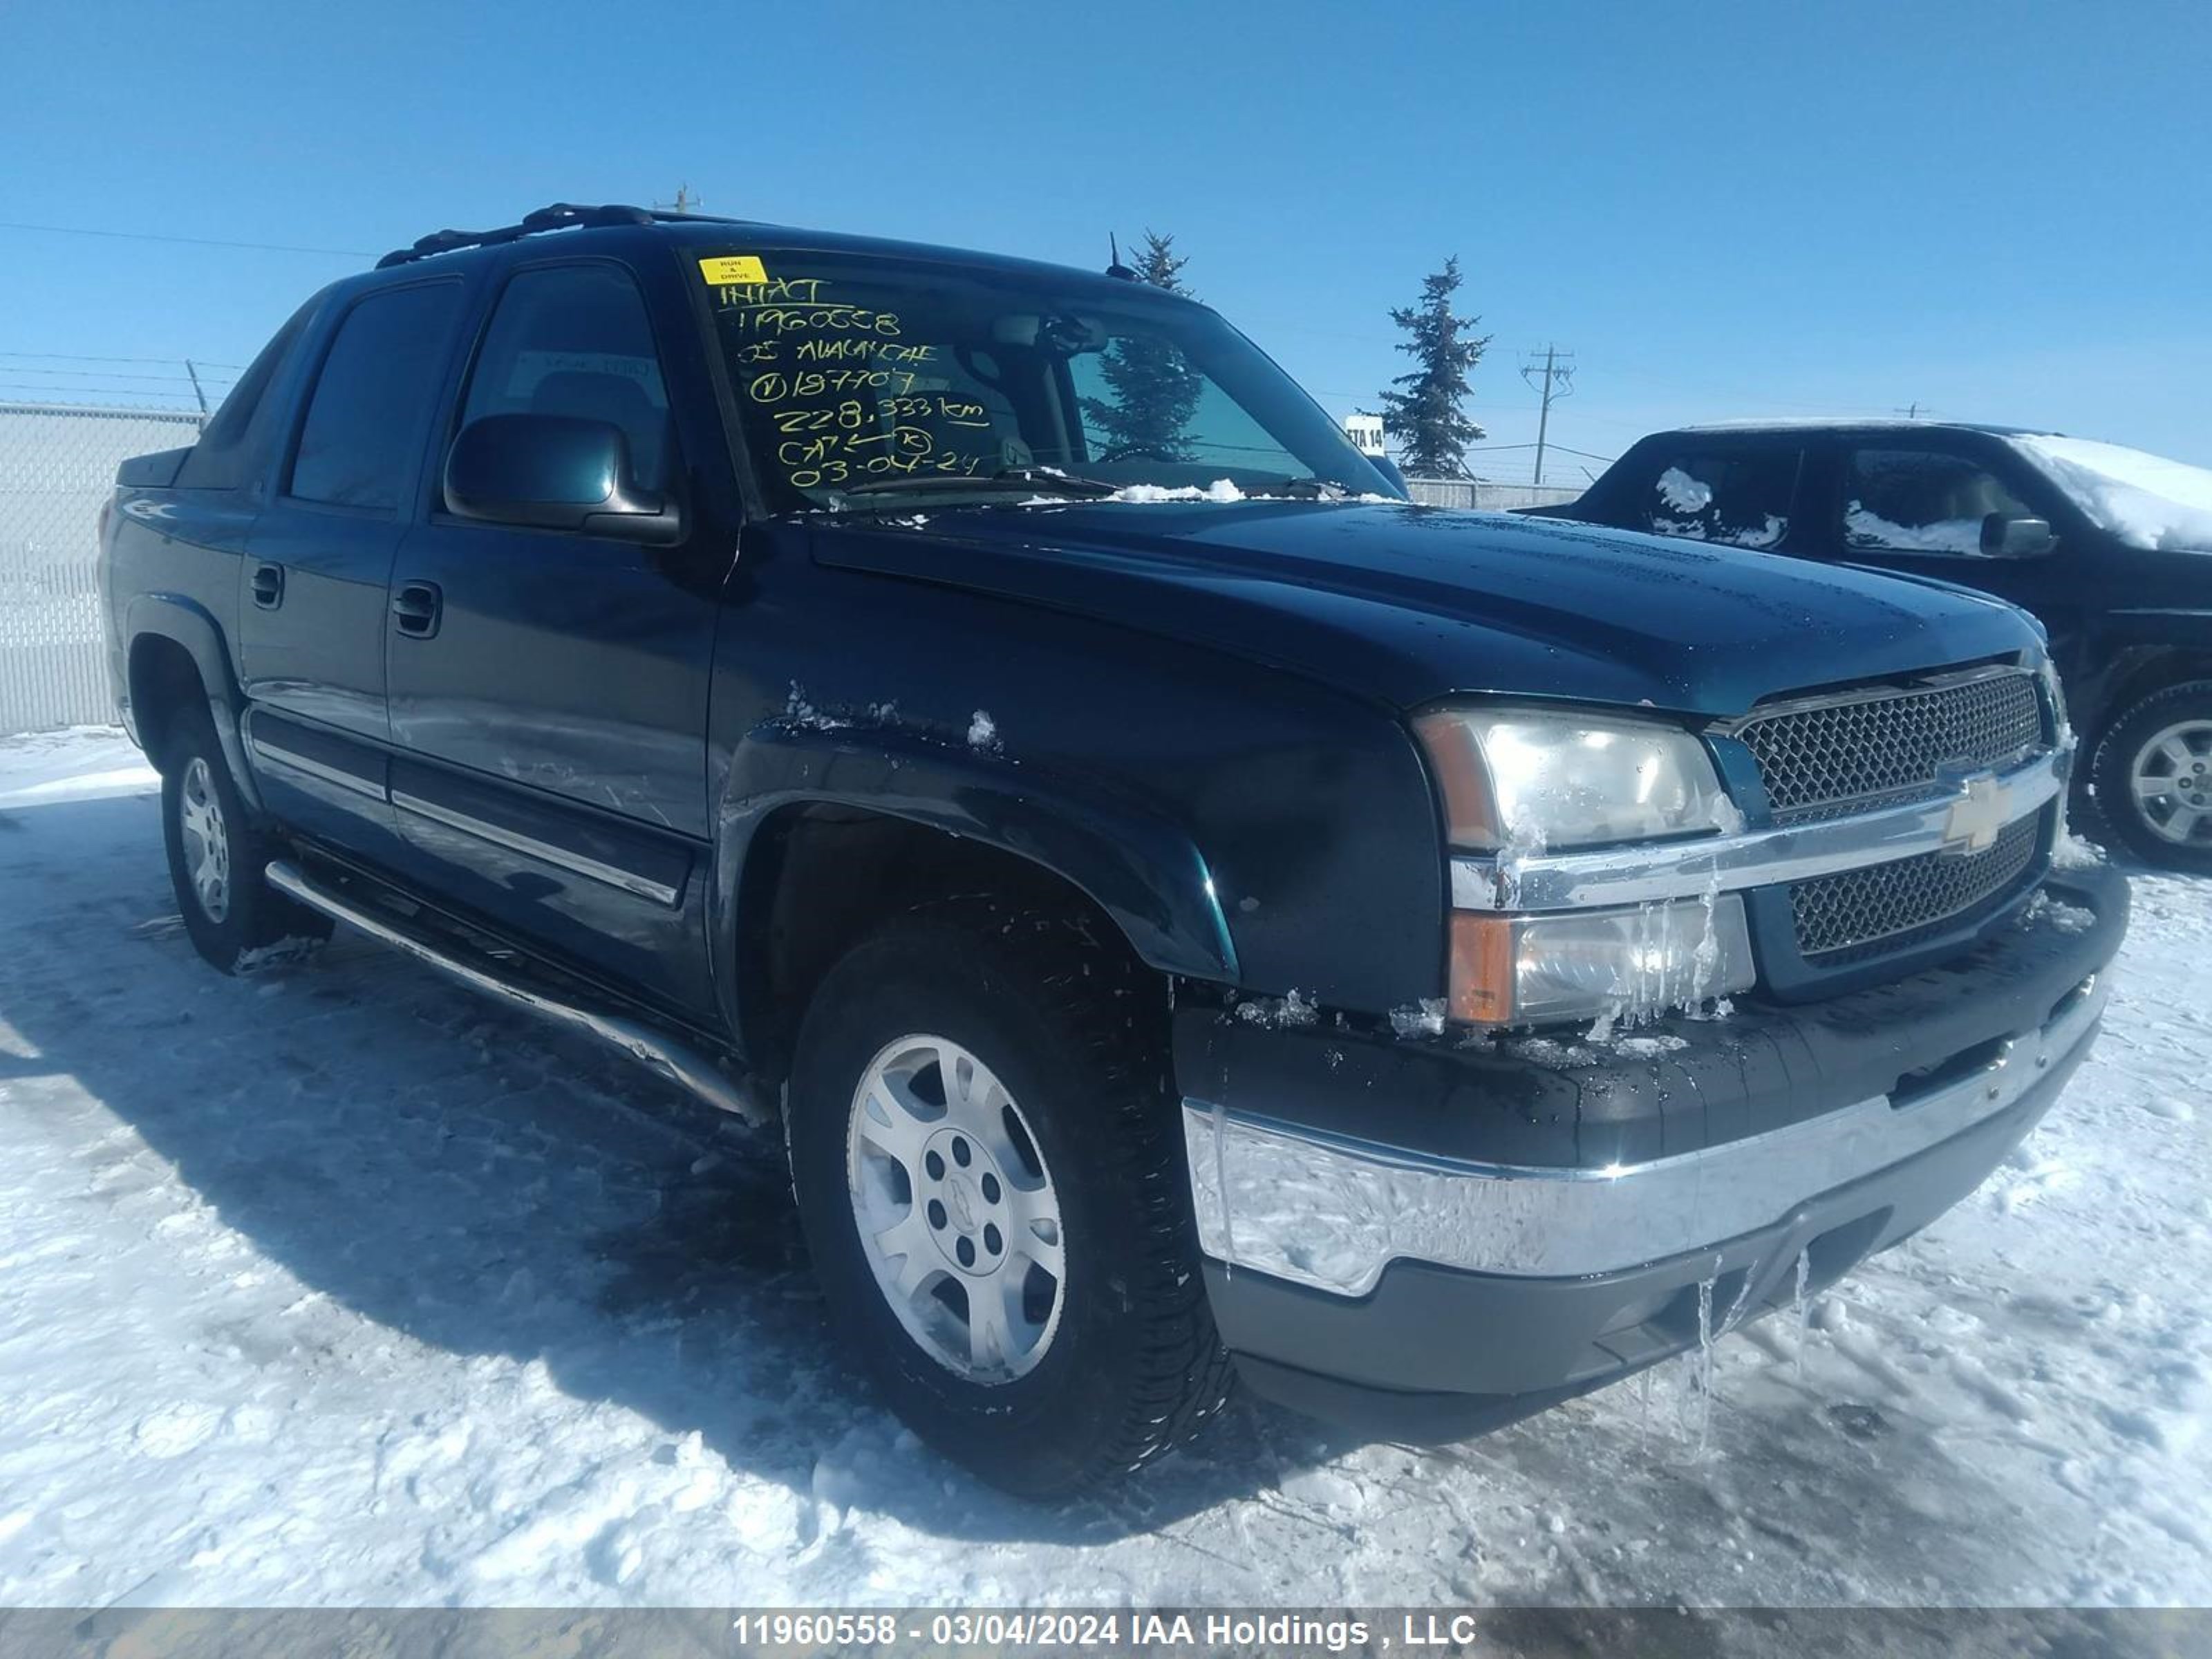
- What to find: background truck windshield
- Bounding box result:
[2009,433,2212,553]
[702,252,1391,512]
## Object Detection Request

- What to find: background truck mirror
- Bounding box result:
[1980,512,2056,557]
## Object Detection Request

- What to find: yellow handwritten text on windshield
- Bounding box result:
[716,277,995,492]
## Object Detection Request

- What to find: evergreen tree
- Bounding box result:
[1376,257,1490,478]
[1082,232,1203,460]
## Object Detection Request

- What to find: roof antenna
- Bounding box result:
[1106,233,1137,281]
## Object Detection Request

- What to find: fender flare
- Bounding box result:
[2072,614,2212,735]
[122,591,264,813]
[706,722,1240,1047]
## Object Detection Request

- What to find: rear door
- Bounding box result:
[382,256,726,1019]
[1606,437,1809,553]
[238,278,467,859]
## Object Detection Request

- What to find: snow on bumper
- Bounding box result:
[1177,868,2126,1437]
[1185,966,2108,1298]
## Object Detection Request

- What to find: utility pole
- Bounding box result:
[1895,401,1932,420]
[182,359,209,416]
[656,184,700,215]
[1519,345,1575,485]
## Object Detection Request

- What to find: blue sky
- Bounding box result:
[5,0,2208,474]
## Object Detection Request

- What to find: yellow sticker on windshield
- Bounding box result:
[698,255,768,286]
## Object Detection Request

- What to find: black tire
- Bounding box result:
[786,898,1233,1497]
[2088,679,2212,873]
[160,704,332,973]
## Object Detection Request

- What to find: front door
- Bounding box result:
[383,258,727,1020]
[1824,440,2086,682]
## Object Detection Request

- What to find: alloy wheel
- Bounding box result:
[845,1033,1066,1383]
[178,757,232,922]
[2128,720,2212,845]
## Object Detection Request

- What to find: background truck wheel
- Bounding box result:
[786,898,1233,1497]
[2089,679,2212,873]
[160,706,332,973]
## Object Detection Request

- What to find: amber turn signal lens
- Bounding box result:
[1449,912,1517,1026]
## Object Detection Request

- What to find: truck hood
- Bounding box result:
[810,500,2041,718]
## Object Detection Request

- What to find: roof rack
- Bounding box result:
[374,202,733,269]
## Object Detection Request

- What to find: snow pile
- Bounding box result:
[1235,988,1318,1029]
[2052,827,2108,870]
[0,726,158,807]
[2018,890,2098,935]
[780,682,850,733]
[1501,1029,1691,1071]
[966,710,1000,753]
[1649,467,1785,550]
[1727,513,1787,550]
[1388,997,1447,1038]
[2,729,2209,1609]
[2012,435,2212,552]
[1655,467,1712,514]
[1845,502,1983,554]
[1106,479,1246,505]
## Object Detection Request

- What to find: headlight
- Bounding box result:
[1449,899,1756,1027]
[1412,707,1730,851]
[1415,706,1752,1028]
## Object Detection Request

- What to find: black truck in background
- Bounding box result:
[100,205,2125,1495]
[1534,420,2212,870]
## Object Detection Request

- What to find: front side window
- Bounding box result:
[1843,448,2034,555]
[458,263,675,494]
[1640,447,1800,549]
[700,252,1389,512]
[288,282,463,510]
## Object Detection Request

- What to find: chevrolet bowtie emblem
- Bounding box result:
[1941,773,2010,855]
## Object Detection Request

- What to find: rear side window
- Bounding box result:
[175,299,314,490]
[456,263,675,494]
[1640,447,1801,549]
[288,282,464,510]
[1843,448,2034,555]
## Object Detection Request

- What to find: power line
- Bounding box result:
[1519,345,1575,486]
[0,350,245,368]
[0,221,372,259]
[0,363,234,386]
[0,384,209,402]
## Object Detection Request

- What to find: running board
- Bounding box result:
[265,859,765,1123]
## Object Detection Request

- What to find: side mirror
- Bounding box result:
[1980,512,2056,557]
[444,413,683,545]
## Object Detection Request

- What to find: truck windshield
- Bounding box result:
[2008,433,2212,553]
[701,250,1392,513]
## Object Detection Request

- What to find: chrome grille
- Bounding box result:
[1792,812,2042,960]
[1736,670,2044,823]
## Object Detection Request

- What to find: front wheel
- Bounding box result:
[786,899,1232,1497]
[2088,679,2212,872]
[160,706,332,973]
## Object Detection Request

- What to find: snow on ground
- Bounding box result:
[1,727,2208,1609]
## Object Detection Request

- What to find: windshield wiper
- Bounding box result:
[1244,478,1354,500]
[838,467,1119,501]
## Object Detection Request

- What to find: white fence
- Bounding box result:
[1404,478,1583,512]
[0,413,1584,738]
[1,403,204,735]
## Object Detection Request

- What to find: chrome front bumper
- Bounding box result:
[1183,969,2107,1299]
